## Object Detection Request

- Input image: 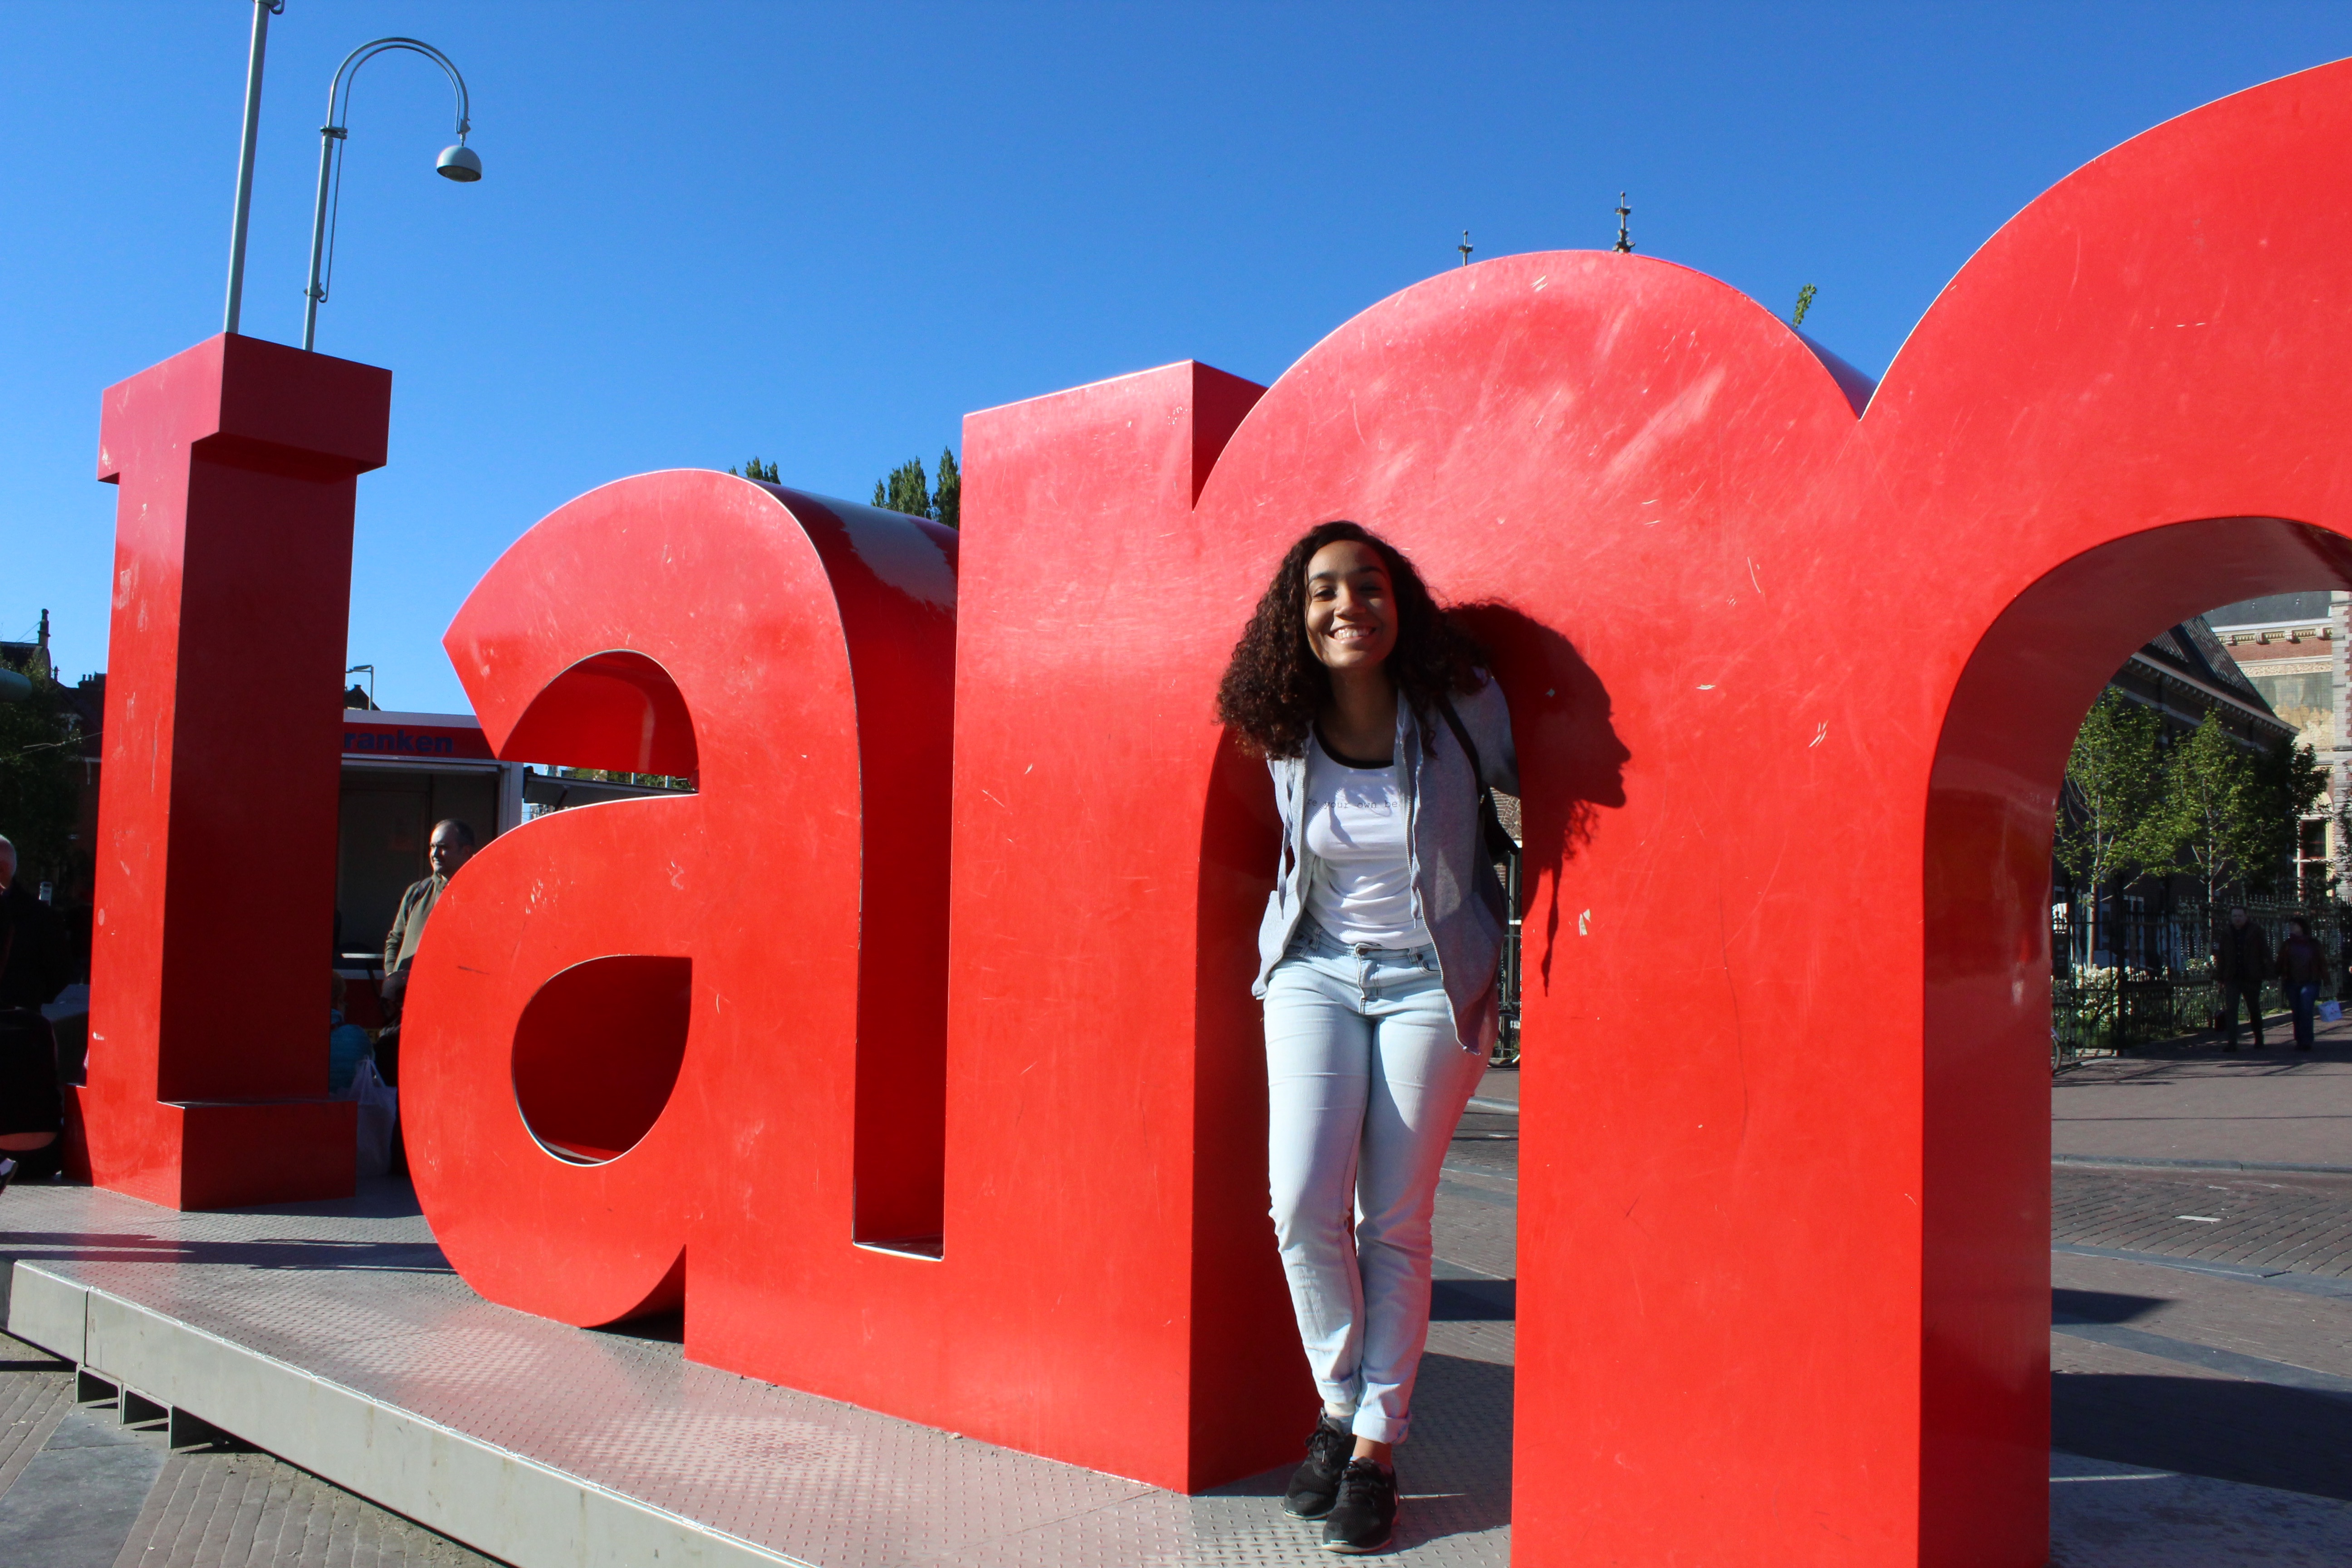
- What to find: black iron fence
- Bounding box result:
[1490,855,2338,1069]
[2050,893,2346,1064]
[1493,852,1523,1065]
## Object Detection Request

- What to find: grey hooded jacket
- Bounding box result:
[1252,673,1519,1052]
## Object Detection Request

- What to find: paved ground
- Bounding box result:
[2049,1243,2352,1551]
[0,1325,500,1565]
[2056,1165,2352,1276]
[2053,1011,2352,1167]
[1473,1061,2352,1562]
[0,1058,2342,1562]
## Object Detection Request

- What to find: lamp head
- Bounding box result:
[436,143,483,182]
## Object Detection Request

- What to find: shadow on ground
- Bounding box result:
[2054,1371,2352,1501]
[1203,1352,1513,1552]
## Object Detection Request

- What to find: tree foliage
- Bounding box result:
[728,447,960,527]
[871,446,961,529]
[2057,690,2168,896]
[2156,712,2252,913]
[2060,696,2330,916]
[2241,730,2329,892]
[933,447,960,529]
[0,660,84,882]
[875,456,929,516]
[2144,715,2323,909]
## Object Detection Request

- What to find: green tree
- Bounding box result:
[0,659,84,884]
[874,456,931,518]
[2156,712,2258,915]
[2240,732,2328,895]
[2057,690,2168,905]
[932,446,960,529]
[728,457,780,483]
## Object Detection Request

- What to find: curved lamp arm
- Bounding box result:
[302,37,478,352]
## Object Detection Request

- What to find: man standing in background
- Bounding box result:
[376,819,477,1084]
[2216,905,2271,1052]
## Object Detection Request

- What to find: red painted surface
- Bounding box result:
[84,334,383,1210]
[211,58,2352,1560]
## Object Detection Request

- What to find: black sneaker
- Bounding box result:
[1321,1457,1398,1553]
[1283,1412,1353,1519]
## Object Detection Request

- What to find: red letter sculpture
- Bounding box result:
[398,61,2352,1565]
[85,335,386,1209]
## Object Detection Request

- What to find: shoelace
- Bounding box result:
[1306,1420,1352,1471]
[1335,1460,1396,1503]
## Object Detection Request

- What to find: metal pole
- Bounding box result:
[301,113,338,351]
[222,1,280,336]
[302,38,475,353]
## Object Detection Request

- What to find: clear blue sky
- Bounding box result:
[4,3,2348,712]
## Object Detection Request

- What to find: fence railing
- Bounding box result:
[2050,893,2343,1065]
[1493,850,1523,1065]
[1494,877,2338,1070]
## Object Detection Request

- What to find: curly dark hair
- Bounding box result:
[1215,521,1488,759]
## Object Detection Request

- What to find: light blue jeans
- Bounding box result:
[1263,921,1489,1444]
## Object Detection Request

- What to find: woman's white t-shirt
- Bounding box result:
[1301,730,1431,948]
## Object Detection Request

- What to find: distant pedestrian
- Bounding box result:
[0,834,69,1191]
[376,819,477,1085]
[2277,916,2325,1053]
[2215,906,2270,1052]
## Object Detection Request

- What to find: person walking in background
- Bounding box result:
[0,834,69,1191]
[2276,916,2325,1053]
[375,819,477,1084]
[2216,905,2271,1052]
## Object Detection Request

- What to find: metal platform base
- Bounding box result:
[8,1171,2348,1566]
[0,1181,1512,1567]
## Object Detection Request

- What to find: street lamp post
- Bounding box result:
[301,38,482,353]
[221,0,284,336]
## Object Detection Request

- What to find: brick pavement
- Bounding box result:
[2053,1166,2352,1277]
[2053,1017,2352,1168]
[113,1446,500,1568]
[0,1334,72,1502]
[0,1331,500,1567]
[2051,1246,2352,1511]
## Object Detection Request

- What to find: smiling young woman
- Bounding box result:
[1214,520,1517,1555]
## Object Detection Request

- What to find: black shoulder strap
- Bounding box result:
[1436,695,1483,785]
[1436,695,1519,866]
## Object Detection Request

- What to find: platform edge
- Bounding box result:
[7,1260,88,1363]
[15,1263,810,1568]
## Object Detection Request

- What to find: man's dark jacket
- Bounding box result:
[0,879,69,1010]
[2216,921,2271,986]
